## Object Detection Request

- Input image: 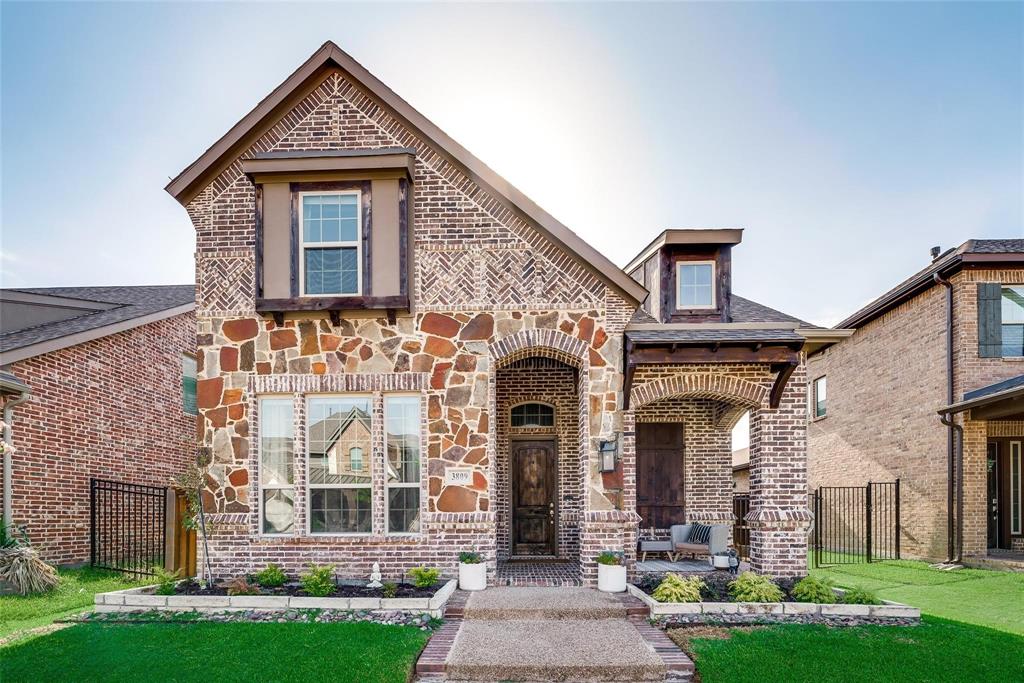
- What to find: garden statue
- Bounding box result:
[367,561,383,588]
[727,548,740,575]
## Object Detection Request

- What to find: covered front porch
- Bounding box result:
[622,326,813,577]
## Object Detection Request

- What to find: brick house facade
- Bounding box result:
[807,241,1024,563]
[0,286,195,565]
[165,42,832,585]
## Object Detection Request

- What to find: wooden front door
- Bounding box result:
[987,442,1000,549]
[637,423,685,528]
[511,439,557,556]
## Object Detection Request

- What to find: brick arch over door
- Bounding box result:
[629,373,768,412]
[489,329,590,369]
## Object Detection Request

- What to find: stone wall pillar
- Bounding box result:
[746,365,811,577]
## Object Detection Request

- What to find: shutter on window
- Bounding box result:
[977,283,1002,358]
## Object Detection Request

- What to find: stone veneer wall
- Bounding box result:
[7,312,196,565]
[626,363,809,577]
[180,63,643,583]
[495,357,582,560]
[808,267,1024,560]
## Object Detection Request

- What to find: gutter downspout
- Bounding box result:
[3,392,30,528]
[933,272,957,562]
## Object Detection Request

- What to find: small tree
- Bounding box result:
[171,447,215,586]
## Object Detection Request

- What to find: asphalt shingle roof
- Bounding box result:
[0,285,195,354]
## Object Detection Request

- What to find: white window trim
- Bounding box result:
[384,394,423,537]
[676,260,717,310]
[306,393,374,537]
[298,190,362,298]
[1012,440,1022,536]
[812,376,827,419]
[258,395,296,538]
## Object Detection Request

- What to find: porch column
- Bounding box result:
[960,416,987,557]
[746,365,811,577]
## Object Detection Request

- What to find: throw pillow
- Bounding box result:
[688,523,712,545]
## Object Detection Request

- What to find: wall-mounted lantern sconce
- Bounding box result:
[598,435,619,473]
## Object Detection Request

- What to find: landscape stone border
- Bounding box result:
[627,584,920,625]
[94,579,457,619]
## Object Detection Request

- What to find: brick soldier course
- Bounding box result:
[165,41,831,585]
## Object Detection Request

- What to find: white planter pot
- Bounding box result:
[597,564,627,593]
[458,562,487,591]
[712,555,730,569]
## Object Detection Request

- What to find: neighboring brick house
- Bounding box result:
[732,447,750,492]
[807,240,1024,565]
[0,286,196,565]
[164,41,840,585]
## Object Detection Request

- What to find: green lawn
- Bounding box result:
[683,616,1024,683]
[0,567,147,639]
[809,558,1024,634]
[0,621,430,683]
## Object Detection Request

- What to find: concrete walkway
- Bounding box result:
[416,587,693,682]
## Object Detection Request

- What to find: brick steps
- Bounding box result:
[414,588,693,682]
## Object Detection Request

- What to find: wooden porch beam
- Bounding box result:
[629,345,800,366]
[768,362,798,409]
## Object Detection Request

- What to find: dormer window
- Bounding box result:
[677,261,715,309]
[300,191,361,296]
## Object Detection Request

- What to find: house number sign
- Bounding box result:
[444,468,473,485]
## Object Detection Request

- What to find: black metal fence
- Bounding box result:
[732,493,751,560]
[813,480,900,566]
[90,478,167,575]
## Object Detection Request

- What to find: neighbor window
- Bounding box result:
[1012,441,1021,536]
[300,192,361,296]
[385,396,422,534]
[307,396,372,534]
[510,403,555,428]
[813,376,827,418]
[181,354,197,416]
[349,447,364,473]
[676,261,715,308]
[1001,286,1024,357]
[259,397,295,535]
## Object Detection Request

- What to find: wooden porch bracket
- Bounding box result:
[623,338,636,410]
[768,362,798,409]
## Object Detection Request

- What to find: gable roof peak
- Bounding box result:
[166,41,647,304]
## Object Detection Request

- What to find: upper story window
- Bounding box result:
[677,261,715,309]
[300,192,361,297]
[511,403,555,428]
[1001,286,1024,357]
[813,376,827,418]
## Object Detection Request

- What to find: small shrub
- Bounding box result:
[254,562,287,588]
[459,551,482,564]
[382,581,398,599]
[0,546,58,595]
[652,574,704,603]
[152,566,181,596]
[728,571,784,603]
[792,575,836,603]
[300,564,336,597]
[596,550,624,566]
[841,587,882,605]
[409,566,440,589]
[226,576,259,596]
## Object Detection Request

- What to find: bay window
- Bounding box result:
[259,397,295,535]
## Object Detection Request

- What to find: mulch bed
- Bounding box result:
[174,580,438,598]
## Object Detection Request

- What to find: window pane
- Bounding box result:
[303,194,359,244]
[388,488,420,534]
[182,355,197,416]
[511,403,555,427]
[310,487,371,534]
[1012,443,1021,534]
[309,397,372,486]
[260,398,294,486]
[1002,286,1024,322]
[305,247,358,295]
[386,396,420,484]
[678,264,713,307]
[349,447,364,472]
[262,488,294,534]
[814,377,827,417]
[1002,325,1024,357]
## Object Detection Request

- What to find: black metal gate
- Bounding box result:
[90,478,167,575]
[732,493,751,560]
[813,480,900,566]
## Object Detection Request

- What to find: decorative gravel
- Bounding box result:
[654,614,919,628]
[74,608,439,629]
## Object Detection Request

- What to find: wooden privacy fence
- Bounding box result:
[812,480,900,567]
[90,478,196,578]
